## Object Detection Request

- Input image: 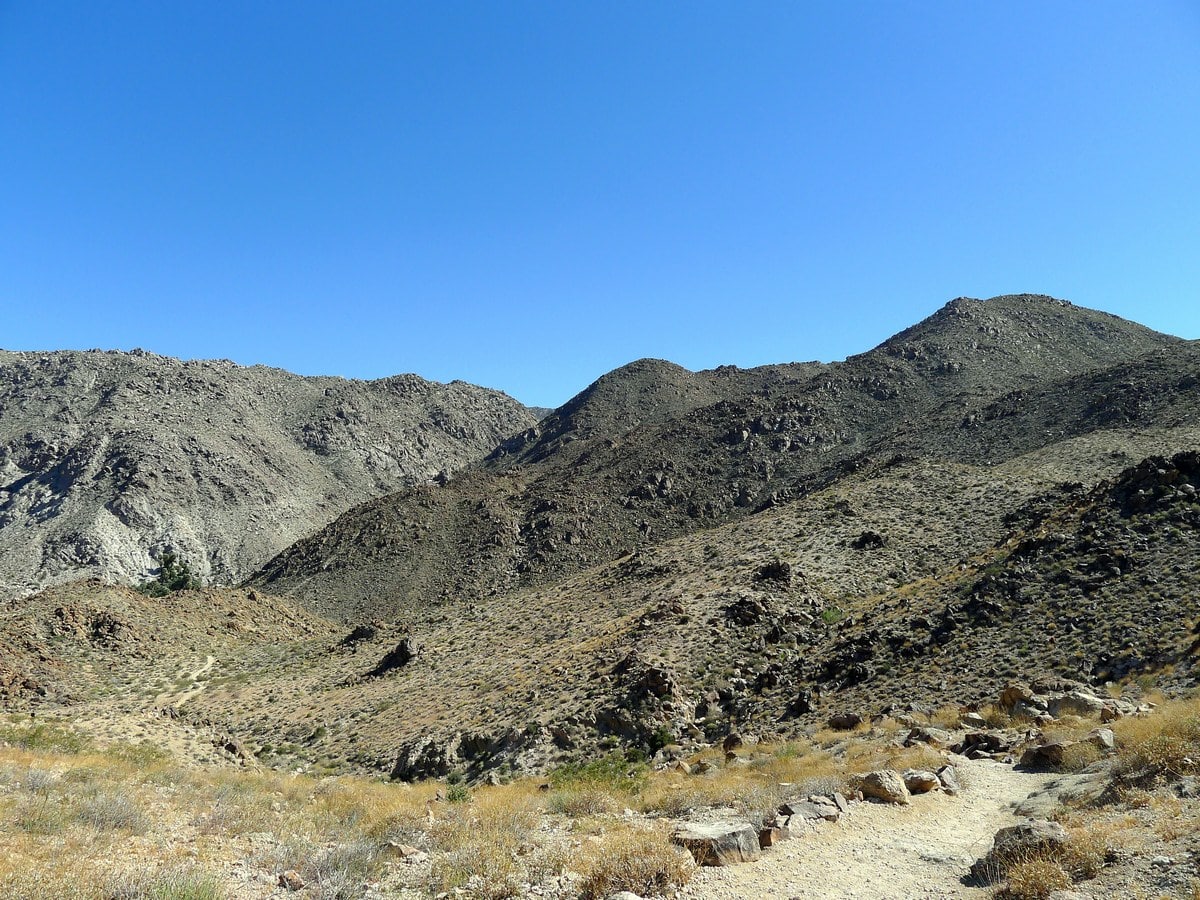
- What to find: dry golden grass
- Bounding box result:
[576,825,694,900]
[1113,694,1200,780]
[638,741,842,820]
[999,857,1072,899]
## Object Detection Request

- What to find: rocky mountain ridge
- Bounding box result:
[254,294,1184,620]
[0,348,537,596]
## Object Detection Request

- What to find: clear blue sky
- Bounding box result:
[2,3,1198,408]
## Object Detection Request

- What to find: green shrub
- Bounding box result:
[550,750,648,795]
[137,551,201,597]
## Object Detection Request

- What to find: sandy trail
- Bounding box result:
[159,654,216,709]
[686,759,1057,899]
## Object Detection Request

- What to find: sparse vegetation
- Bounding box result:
[137,551,201,596]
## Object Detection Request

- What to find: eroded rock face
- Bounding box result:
[0,349,536,599]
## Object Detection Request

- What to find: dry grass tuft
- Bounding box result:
[1113,695,1200,781]
[999,857,1072,899]
[577,826,694,900]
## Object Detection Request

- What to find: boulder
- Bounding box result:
[1086,728,1116,751]
[904,726,954,748]
[672,821,762,865]
[902,769,941,794]
[971,820,1068,883]
[961,711,989,729]
[828,712,863,731]
[856,770,911,804]
[1019,740,1072,770]
[781,797,840,821]
[1046,690,1106,719]
[936,765,962,795]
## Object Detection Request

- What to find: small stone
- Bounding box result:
[279,870,305,891]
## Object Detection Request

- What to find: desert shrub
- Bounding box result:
[18,766,58,794]
[546,784,620,817]
[1058,740,1104,773]
[75,791,149,833]
[1000,858,1071,899]
[1113,696,1200,780]
[550,750,648,795]
[0,721,90,754]
[12,794,69,833]
[577,827,693,900]
[1060,823,1118,879]
[303,839,383,900]
[137,551,201,596]
[104,865,226,900]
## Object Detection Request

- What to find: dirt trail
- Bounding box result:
[686,760,1058,899]
[150,654,217,709]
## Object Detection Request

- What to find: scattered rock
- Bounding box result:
[672,821,762,865]
[902,769,941,794]
[856,770,911,805]
[936,765,962,795]
[278,870,305,891]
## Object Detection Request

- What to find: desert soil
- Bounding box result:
[686,760,1056,899]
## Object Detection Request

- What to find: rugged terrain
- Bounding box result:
[2,293,1199,898]
[0,349,536,596]
[253,294,1182,620]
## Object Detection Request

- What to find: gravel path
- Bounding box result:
[685,759,1057,899]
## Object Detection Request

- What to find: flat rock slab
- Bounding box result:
[673,820,762,865]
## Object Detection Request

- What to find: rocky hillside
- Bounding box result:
[0,350,537,596]
[254,294,1182,620]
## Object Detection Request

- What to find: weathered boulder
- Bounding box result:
[904,726,954,748]
[1086,727,1116,751]
[1046,690,1106,719]
[828,712,863,731]
[902,769,941,794]
[1019,740,1072,770]
[672,821,762,865]
[971,820,1068,883]
[781,797,840,822]
[856,770,911,804]
[936,765,962,795]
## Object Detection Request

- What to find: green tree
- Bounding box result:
[137,551,200,596]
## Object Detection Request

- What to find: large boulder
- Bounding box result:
[970,820,1069,883]
[902,770,941,794]
[856,770,911,804]
[1046,690,1106,718]
[672,821,762,865]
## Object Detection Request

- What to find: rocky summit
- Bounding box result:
[0,349,536,597]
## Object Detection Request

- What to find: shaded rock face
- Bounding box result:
[0,349,536,598]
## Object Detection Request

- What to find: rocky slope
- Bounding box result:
[0,349,537,596]
[254,294,1182,620]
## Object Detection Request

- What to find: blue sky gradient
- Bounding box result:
[2,2,1198,407]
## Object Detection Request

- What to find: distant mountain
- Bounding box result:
[0,349,537,596]
[253,294,1184,620]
